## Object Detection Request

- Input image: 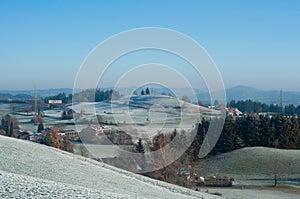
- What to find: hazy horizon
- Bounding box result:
[0,85,298,93]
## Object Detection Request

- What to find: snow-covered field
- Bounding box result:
[72,95,219,124]
[1,95,220,134]
[0,135,218,199]
[71,95,221,134]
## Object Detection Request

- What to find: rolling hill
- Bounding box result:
[194,147,300,187]
[0,135,218,199]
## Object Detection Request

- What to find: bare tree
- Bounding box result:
[79,145,89,157]
[182,96,190,103]
[269,152,287,187]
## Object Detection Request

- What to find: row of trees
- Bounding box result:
[138,88,150,95]
[133,114,300,166]
[197,114,300,156]
[44,92,72,104]
[44,89,121,104]
[228,99,300,115]
[73,89,120,102]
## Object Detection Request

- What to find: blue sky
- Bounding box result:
[0,0,299,91]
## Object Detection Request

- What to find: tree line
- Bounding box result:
[44,92,72,104]
[44,89,121,104]
[73,89,120,102]
[197,114,300,156]
[228,99,300,115]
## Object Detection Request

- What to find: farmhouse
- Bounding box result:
[226,107,243,116]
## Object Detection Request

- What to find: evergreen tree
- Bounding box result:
[145,88,150,95]
[170,129,177,141]
[141,90,145,95]
[288,116,299,149]
[258,115,274,147]
[135,138,145,153]
[212,116,240,154]
[196,118,209,147]
[1,118,5,128]
[9,122,14,137]
[184,133,201,162]
[296,105,300,115]
[213,100,219,107]
[271,114,287,148]
[284,104,297,115]
[37,123,44,133]
[237,115,260,147]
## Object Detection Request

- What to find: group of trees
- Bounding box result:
[40,127,62,149]
[44,89,121,104]
[132,132,206,187]
[133,133,178,184]
[140,88,151,95]
[228,99,300,115]
[36,125,74,152]
[73,89,120,102]
[0,115,73,153]
[196,114,300,156]
[0,114,19,137]
[44,92,72,104]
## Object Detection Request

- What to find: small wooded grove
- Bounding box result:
[197,114,300,156]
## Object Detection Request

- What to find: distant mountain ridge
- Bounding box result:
[226,86,300,105]
[0,88,73,99]
[1,86,299,105]
[0,93,33,100]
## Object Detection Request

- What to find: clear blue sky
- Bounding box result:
[0,0,299,91]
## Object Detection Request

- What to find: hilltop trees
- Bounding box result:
[44,92,71,104]
[145,88,150,95]
[140,88,151,96]
[71,89,120,102]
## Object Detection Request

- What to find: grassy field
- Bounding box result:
[194,147,300,187]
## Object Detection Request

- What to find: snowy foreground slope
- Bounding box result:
[0,136,219,199]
